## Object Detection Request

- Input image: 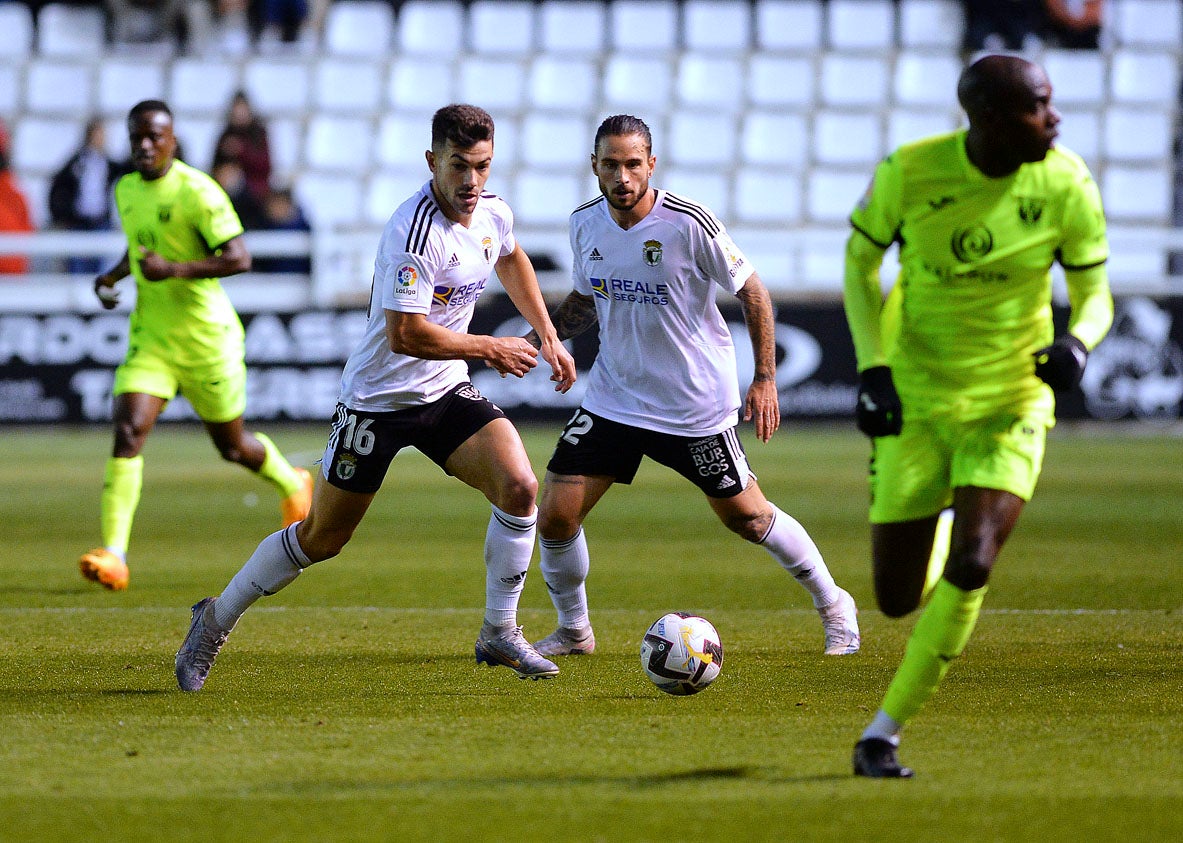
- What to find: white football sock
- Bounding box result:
[214,524,309,629]
[759,504,841,609]
[483,505,536,628]
[539,527,591,630]
[861,710,902,744]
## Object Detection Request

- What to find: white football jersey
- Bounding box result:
[570,189,756,436]
[337,182,516,411]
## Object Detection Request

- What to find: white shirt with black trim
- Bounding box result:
[337,181,516,412]
[570,188,756,436]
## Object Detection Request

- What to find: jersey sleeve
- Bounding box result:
[1058,168,1108,270]
[190,174,244,249]
[849,154,902,249]
[1065,263,1113,351]
[843,155,901,371]
[495,195,517,257]
[376,223,443,314]
[695,223,755,294]
[569,214,590,296]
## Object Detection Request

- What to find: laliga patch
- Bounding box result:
[395,264,418,295]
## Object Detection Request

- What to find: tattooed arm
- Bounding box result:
[524,291,598,349]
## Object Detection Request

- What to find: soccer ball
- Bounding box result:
[640,612,723,696]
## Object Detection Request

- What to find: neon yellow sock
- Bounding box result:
[882,578,987,726]
[253,432,301,498]
[922,508,954,601]
[100,456,143,558]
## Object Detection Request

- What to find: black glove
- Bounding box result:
[855,366,903,437]
[1033,334,1088,392]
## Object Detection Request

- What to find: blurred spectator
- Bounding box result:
[256,0,329,49]
[1041,0,1102,49]
[49,118,128,275]
[212,90,271,201]
[963,0,1044,52]
[212,159,265,230]
[0,118,35,275]
[254,186,311,274]
[105,0,186,46]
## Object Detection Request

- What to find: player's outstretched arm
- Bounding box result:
[94,251,130,309]
[736,273,780,443]
[138,235,251,282]
[495,245,576,392]
[384,310,539,378]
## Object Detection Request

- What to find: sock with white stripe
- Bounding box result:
[483,505,536,628]
[539,527,591,630]
[759,504,841,609]
[214,524,309,629]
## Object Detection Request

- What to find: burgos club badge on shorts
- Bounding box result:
[335,452,357,481]
[643,239,663,266]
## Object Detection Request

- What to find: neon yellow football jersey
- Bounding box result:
[113,160,246,367]
[846,129,1109,419]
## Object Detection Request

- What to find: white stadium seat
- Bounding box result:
[267,117,303,184]
[387,58,454,113]
[0,3,34,58]
[313,58,384,115]
[20,173,51,229]
[1111,0,1183,48]
[827,0,894,50]
[899,0,964,48]
[377,114,431,169]
[98,60,167,117]
[456,58,528,112]
[520,114,590,168]
[603,56,673,111]
[529,57,598,112]
[25,62,93,116]
[676,55,746,110]
[174,117,220,172]
[684,0,751,52]
[396,0,464,56]
[296,172,364,227]
[11,117,81,176]
[537,0,606,54]
[323,0,395,56]
[305,116,374,172]
[735,169,804,224]
[1054,109,1101,164]
[1102,166,1173,223]
[512,171,583,225]
[747,55,816,108]
[37,4,105,57]
[169,60,241,116]
[610,0,678,52]
[365,170,428,225]
[0,65,22,115]
[807,168,874,223]
[1109,51,1180,105]
[813,112,883,165]
[820,54,890,107]
[894,53,962,107]
[887,108,959,150]
[667,112,737,167]
[755,0,823,51]
[1042,50,1105,107]
[1103,108,1173,164]
[490,117,520,168]
[469,1,535,55]
[243,59,312,115]
[662,170,731,220]
[741,111,810,168]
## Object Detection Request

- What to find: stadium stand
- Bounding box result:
[1,0,1181,305]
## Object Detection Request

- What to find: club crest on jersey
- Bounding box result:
[395,264,418,293]
[482,236,493,263]
[642,239,663,266]
[135,229,156,250]
[950,225,994,263]
[334,452,357,481]
[157,204,172,223]
[1017,197,1045,226]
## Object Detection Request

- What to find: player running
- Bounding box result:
[845,55,1113,777]
[526,114,860,660]
[81,100,311,592]
[176,104,576,691]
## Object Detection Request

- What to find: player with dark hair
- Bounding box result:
[844,55,1113,777]
[526,114,861,660]
[175,104,577,691]
[81,100,312,591]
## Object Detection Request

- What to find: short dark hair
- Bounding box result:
[594,114,652,156]
[128,99,173,122]
[431,104,495,150]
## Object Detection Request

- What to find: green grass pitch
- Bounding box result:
[1,423,1179,841]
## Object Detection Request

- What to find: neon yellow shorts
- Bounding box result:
[868,409,1049,524]
[113,346,247,424]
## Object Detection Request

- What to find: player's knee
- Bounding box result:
[294,524,347,564]
[723,509,771,544]
[877,591,921,619]
[538,508,579,543]
[945,537,996,591]
[112,419,150,454]
[215,443,244,464]
[493,471,538,516]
